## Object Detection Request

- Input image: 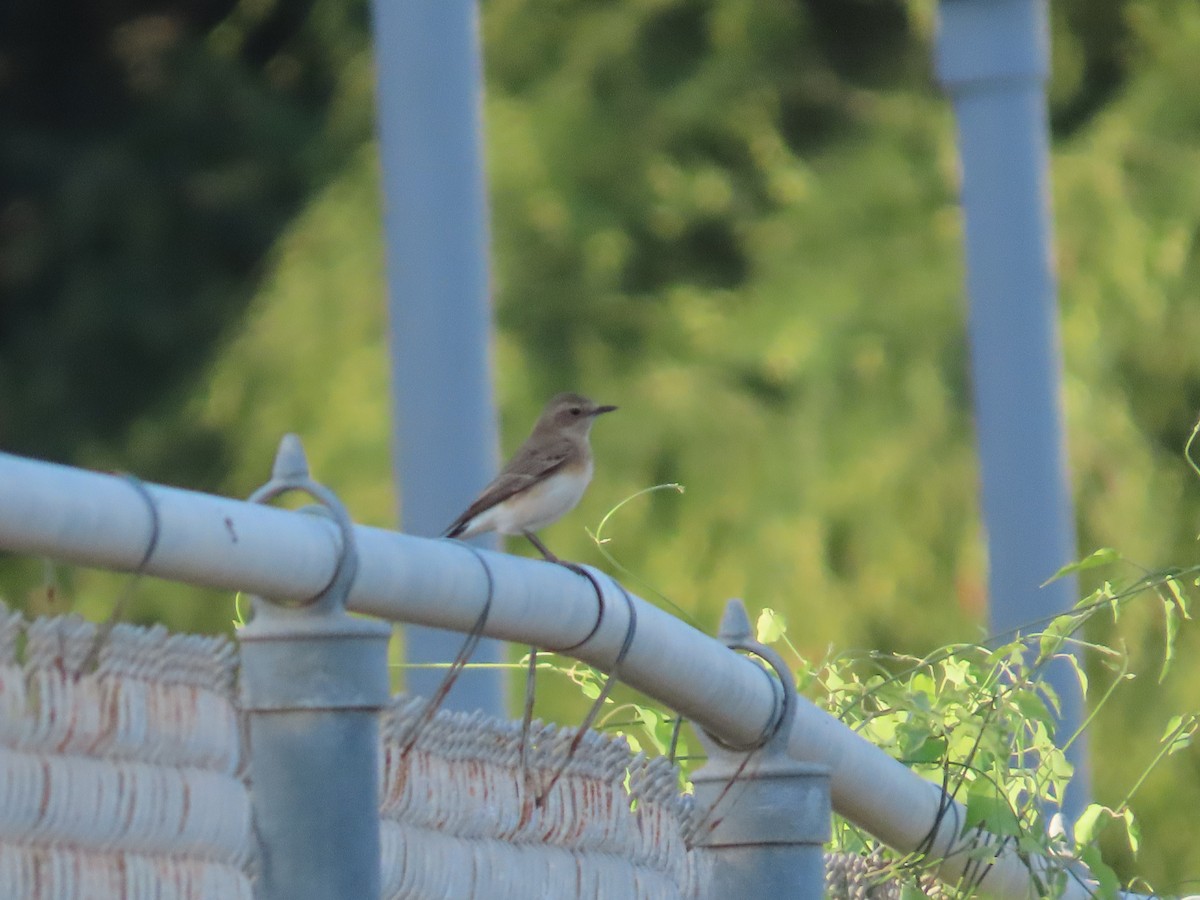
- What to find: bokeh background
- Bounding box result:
[3,0,1200,891]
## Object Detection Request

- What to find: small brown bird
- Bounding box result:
[442,392,617,560]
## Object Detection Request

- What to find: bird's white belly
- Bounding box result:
[476,463,592,536]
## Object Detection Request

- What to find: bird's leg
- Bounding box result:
[523,531,560,563]
[524,530,592,580]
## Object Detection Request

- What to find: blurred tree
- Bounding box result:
[0,0,370,482]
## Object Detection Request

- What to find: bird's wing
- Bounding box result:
[442,437,574,537]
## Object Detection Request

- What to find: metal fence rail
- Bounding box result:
[0,444,1114,899]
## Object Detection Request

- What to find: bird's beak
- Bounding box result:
[592,404,618,416]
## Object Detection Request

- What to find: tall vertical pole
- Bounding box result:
[370,0,505,713]
[935,0,1086,818]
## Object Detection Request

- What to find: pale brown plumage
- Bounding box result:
[433,395,620,791]
[442,393,616,542]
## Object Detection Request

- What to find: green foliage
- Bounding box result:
[547,558,1196,897]
[790,561,1196,897]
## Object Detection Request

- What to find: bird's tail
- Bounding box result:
[441,519,467,539]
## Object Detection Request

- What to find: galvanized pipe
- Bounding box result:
[0,450,1117,898]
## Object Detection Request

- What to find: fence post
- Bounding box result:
[238,436,392,900]
[689,600,830,900]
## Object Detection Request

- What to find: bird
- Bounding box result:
[442,392,617,561]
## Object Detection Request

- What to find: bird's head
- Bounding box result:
[537,392,618,436]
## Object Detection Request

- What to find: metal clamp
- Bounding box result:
[700,598,795,754]
[238,434,390,713]
[245,433,359,615]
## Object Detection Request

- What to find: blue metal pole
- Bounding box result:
[369,0,505,714]
[935,0,1087,818]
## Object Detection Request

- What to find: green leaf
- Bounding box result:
[1013,691,1053,726]
[578,680,602,700]
[1063,653,1090,698]
[1122,808,1141,857]
[1042,548,1119,586]
[965,782,1020,836]
[1162,714,1197,755]
[1043,749,1076,802]
[903,734,948,765]
[1037,614,1078,661]
[940,657,972,688]
[1161,714,1183,741]
[1160,594,1179,683]
[1079,844,1120,900]
[910,671,937,699]
[755,607,788,644]
[1165,575,1192,619]
[1074,803,1114,845]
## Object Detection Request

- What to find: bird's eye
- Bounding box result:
[569,407,582,416]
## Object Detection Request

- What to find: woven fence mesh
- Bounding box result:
[0,608,250,900]
[380,696,707,899]
[0,607,912,899]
